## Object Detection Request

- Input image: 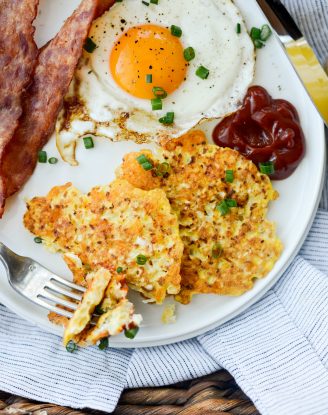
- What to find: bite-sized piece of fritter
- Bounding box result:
[63,267,141,347]
[24,179,183,304]
[118,130,283,304]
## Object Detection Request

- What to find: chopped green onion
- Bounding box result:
[216,200,230,216]
[48,157,58,164]
[236,23,241,34]
[98,337,109,350]
[171,25,182,37]
[141,161,153,171]
[136,154,154,171]
[184,47,195,62]
[34,237,42,244]
[259,161,275,175]
[196,66,210,80]
[95,304,106,315]
[225,170,234,183]
[84,37,97,53]
[254,39,265,49]
[155,162,170,177]
[250,27,261,40]
[38,150,47,163]
[142,1,149,5]
[125,327,139,339]
[152,86,167,98]
[212,243,223,259]
[260,24,272,41]
[226,199,237,208]
[151,98,163,111]
[136,254,148,265]
[159,112,174,125]
[66,340,78,353]
[83,136,94,149]
[146,74,153,83]
[150,0,158,3]
[136,154,149,164]
[117,267,123,273]
[116,0,123,2]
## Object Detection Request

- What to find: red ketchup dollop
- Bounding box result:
[212,86,305,180]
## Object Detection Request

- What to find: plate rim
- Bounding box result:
[0,0,326,348]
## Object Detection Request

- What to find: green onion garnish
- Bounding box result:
[146,74,153,83]
[225,170,234,183]
[136,254,148,265]
[141,161,153,171]
[125,327,139,339]
[136,154,149,164]
[66,340,78,353]
[159,112,174,125]
[84,37,97,53]
[236,23,241,34]
[152,86,167,98]
[142,1,149,5]
[260,24,272,41]
[216,200,230,216]
[184,47,195,62]
[150,0,158,3]
[259,161,275,175]
[226,199,237,208]
[117,267,123,273]
[83,136,94,149]
[38,150,47,163]
[136,154,154,171]
[196,66,210,80]
[250,27,261,40]
[212,243,223,259]
[254,39,265,49]
[171,25,182,37]
[95,304,106,315]
[155,162,170,177]
[98,337,109,350]
[151,98,163,111]
[34,237,42,244]
[48,157,58,164]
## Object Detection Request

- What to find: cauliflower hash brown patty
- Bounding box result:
[24,179,183,306]
[118,130,283,304]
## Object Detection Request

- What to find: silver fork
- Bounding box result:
[0,242,86,319]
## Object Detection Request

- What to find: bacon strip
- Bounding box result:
[96,0,116,18]
[0,0,39,209]
[0,0,113,216]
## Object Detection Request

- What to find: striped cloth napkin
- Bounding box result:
[0,1,327,414]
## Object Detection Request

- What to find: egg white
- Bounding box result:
[56,0,255,165]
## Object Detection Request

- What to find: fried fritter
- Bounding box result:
[24,179,183,305]
[63,268,141,346]
[118,130,283,304]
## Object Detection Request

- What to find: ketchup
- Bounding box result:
[212,86,305,180]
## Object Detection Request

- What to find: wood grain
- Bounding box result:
[0,371,259,415]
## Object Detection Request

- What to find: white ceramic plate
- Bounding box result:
[0,0,325,348]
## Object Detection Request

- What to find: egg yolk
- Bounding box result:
[110,24,188,100]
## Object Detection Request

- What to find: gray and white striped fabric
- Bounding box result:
[0,1,327,414]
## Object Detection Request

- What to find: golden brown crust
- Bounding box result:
[119,130,283,303]
[24,179,183,304]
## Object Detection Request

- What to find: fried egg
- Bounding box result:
[56,0,255,165]
[117,130,283,304]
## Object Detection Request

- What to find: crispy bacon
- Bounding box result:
[0,0,39,211]
[96,0,116,18]
[0,0,114,216]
